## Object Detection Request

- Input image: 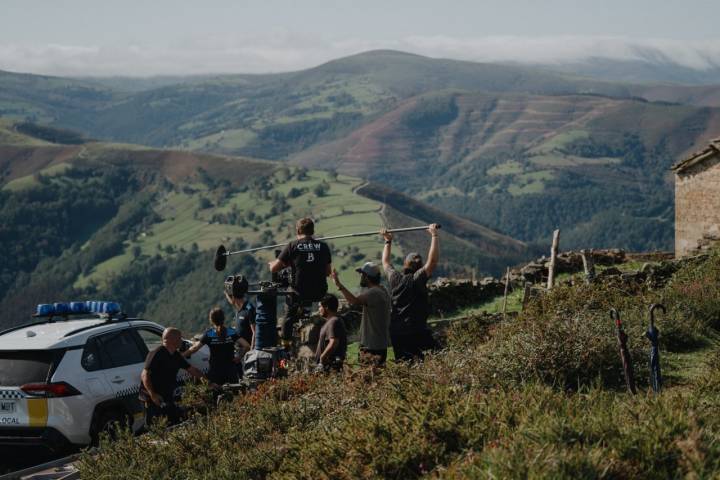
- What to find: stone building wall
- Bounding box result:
[675,154,720,257]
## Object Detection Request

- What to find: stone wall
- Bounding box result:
[511,249,628,284]
[675,154,720,257]
[427,249,633,315]
[429,278,506,316]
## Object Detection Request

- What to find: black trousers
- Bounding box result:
[281,296,313,340]
[208,367,239,385]
[391,330,439,362]
[145,401,182,427]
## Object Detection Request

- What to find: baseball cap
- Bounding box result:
[355,262,381,278]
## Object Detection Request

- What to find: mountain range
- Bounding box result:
[2,49,720,326]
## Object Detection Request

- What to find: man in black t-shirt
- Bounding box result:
[140,328,207,426]
[382,224,440,362]
[269,217,332,340]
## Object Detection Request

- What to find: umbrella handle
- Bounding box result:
[649,303,666,329]
[609,308,621,328]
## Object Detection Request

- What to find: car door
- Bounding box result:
[93,329,147,403]
[80,337,113,400]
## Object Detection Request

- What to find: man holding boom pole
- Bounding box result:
[382,223,440,362]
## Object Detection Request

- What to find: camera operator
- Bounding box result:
[224,275,255,358]
[269,217,332,341]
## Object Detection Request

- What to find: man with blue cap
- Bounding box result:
[381,223,440,361]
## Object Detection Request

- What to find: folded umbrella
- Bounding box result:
[611,308,637,394]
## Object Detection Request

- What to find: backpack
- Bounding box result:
[243,347,285,380]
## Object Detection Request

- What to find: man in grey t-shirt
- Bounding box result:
[331,262,391,366]
[315,293,347,371]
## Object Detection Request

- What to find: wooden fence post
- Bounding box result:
[521,282,532,311]
[547,229,560,290]
[581,248,596,284]
[502,267,511,319]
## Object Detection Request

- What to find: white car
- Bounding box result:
[0,301,209,450]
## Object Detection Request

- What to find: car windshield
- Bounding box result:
[0,350,58,386]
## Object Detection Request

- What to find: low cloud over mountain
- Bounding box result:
[3,34,720,79]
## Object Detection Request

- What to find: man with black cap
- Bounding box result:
[331,262,391,366]
[381,223,440,361]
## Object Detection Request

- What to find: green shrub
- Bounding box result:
[464,283,652,390]
[77,254,720,479]
[664,250,720,332]
[444,314,500,350]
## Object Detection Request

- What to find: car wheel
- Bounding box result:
[92,409,128,445]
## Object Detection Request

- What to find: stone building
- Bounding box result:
[672,139,720,257]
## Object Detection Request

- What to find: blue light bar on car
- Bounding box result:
[69,302,86,313]
[54,303,71,315]
[88,301,121,315]
[36,304,55,316]
[34,301,122,317]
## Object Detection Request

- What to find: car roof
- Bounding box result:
[0,318,164,350]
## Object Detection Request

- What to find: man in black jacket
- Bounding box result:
[382,223,440,362]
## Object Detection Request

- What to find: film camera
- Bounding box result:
[224,274,249,298]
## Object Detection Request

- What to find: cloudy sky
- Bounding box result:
[2,0,720,76]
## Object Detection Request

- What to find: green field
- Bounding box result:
[0,119,54,146]
[528,129,590,154]
[529,153,621,167]
[487,160,524,176]
[3,162,73,191]
[75,169,403,290]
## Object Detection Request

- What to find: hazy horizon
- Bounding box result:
[2,0,720,77]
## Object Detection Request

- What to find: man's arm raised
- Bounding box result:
[331,269,365,306]
[381,228,393,272]
[422,223,440,278]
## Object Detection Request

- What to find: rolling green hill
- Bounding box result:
[3,50,720,155]
[0,122,529,330]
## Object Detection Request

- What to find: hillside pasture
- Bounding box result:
[76,169,396,290]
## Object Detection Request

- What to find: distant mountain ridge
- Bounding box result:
[2,49,720,254]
